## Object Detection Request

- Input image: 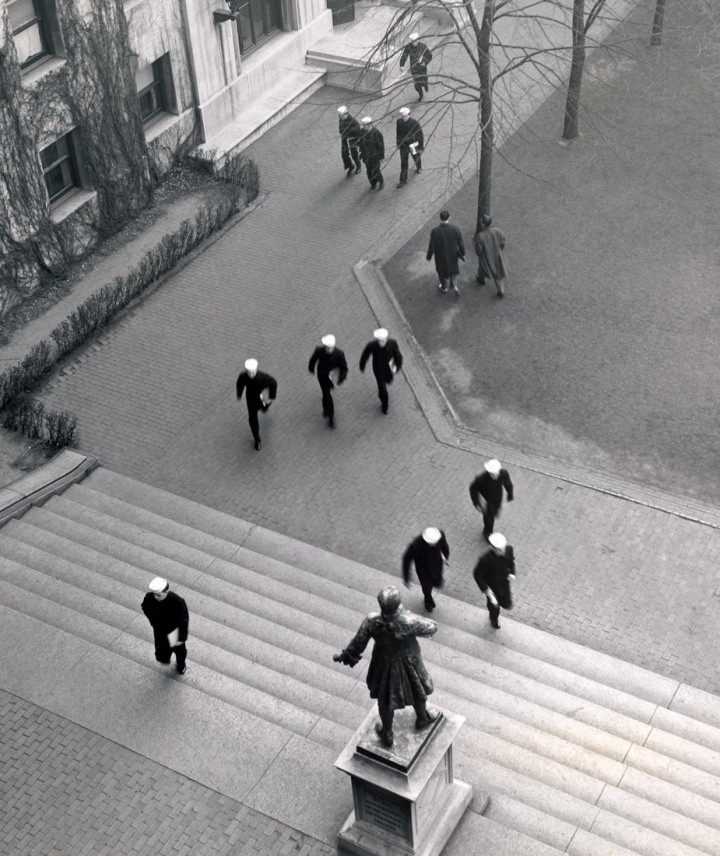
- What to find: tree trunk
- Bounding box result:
[650,0,666,46]
[562,0,586,141]
[476,0,495,232]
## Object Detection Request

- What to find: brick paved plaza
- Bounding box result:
[3,1,719,853]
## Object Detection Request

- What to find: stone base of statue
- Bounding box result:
[335,705,472,856]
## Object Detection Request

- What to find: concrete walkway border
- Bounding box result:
[354,260,720,531]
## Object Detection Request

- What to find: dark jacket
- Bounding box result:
[473,547,515,610]
[469,469,514,511]
[141,591,189,642]
[359,339,403,383]
[236,369,278,410]
[308,346,348,385]
[400,41,433,75]
[359,127,385,162]
[396,116,424,151]
[402,532,449,589]
[427,222,465,277]
[339,113,361,144]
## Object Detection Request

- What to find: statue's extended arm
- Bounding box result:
[333,617,373,667]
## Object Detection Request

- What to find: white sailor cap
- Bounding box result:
[148,576,169,593]
[373,328,389,340]
[399,107,410,116]
[321,334,336,348]
[484,458,501,475]
[409,32,419,41]
[244,358,258,372]
[360,116,373,125]
[422,527,441,545]
[488,533,507,551]
[337,106,348,115]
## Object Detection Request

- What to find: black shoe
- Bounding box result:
[254,439,261,451]
[425,603,435,612]
[381,403,389,415]
[176,664,187,675]
[378,179,384,190]
[396,180,406,188]
[490,617,500,629]
[452,284,460,297]
[328,416,335,428]
[370,183,376,190]
[346,167,354,177]
[416,167,422,174]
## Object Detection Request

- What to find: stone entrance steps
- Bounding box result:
[1,467,720,855]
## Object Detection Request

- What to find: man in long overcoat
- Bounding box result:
[359,327,403,414]
[427,210,465,295]
[141,577,189,674]
[396,106,424,188]
[469,458,514,539]
[473,534,515,629]
[400,32,433,101]
[236,358,278,451]
[402,527,449,612]
[308,334,348,428]
[475,214,509,296]
[333,586,438,748]
[337,106,362,176]
[358,117,385,190]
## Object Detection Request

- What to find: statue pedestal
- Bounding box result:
[334,706,472,856]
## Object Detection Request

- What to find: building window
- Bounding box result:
[40,133,79,205]
[135,55,176,126]
[9,0,50,68]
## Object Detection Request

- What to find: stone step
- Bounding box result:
[82,471,720,744]
[195,66,326,168]
[447,810,566,856]
[15,498,720,790]
[7,466,720,856]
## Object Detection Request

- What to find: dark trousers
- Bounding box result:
[399,147,422,183]
[319,377,335,419]
[375,374,389,410]
[482,503,500,538]
[365,157,383,188]
[420,579,436,610]
[247,404,261,443]
[413,72,429,98]
[436,266,458,291]
[154,630,187,669]
[486,597,501,628]
[342,139,361,170]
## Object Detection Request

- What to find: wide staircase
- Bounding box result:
[1,465,720,856]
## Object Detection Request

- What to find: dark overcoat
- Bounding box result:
[236,370,278,411]
[473,547,516,610]
[359,339,403,383]
[141,591,189,642]
[427,222,466,278]
[396,117,424,151]
[400,41,433,85]
[359,127,385,162]
[339,113,361,144]
[402,532,449,589]
[308,346,348,385]
[469,469,514,513]
[337,608,437,712]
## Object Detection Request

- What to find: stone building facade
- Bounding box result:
[0,0,331,311]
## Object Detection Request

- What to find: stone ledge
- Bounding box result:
[0,450,99,529]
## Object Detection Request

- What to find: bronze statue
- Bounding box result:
[334,585,438,748]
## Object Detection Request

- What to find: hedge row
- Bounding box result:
[0,155,259,452]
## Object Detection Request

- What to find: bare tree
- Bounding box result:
[650,0,667,46]
[562,0,609,141]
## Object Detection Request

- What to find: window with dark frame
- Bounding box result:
[9,0,50,69]
[40,134,79,205]
[136,58,168,125]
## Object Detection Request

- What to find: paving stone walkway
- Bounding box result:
[37,12,720,697]
[0,690,334,856]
